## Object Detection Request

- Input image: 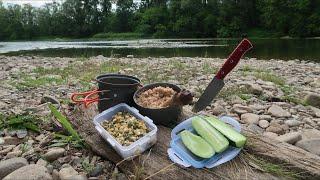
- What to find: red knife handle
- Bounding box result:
[216,39,253,79]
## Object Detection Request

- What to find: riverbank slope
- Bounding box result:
[0,56,320,179]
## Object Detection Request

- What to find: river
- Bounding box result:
[0,38,319,62]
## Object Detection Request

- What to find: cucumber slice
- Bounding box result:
[203,116,247,148]
[192,117,229,153]
[180,130,215,158]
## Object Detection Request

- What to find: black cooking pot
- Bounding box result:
[96,74,141,112]
[133,83,182,126]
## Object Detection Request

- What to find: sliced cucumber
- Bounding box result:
[180,130,215,158]
[203,116,247,148]
[192,117,229,153]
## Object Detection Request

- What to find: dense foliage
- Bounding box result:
[0,0,319,40]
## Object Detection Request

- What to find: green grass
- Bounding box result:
[49,104,85,148]
[250,155,303,179]
[14,76,65,90]
[218,86,253,100]
[0,113,40,132]
[13,60,128,91]
[202,62,217,74]
[253,72,285,86]
[92,32,144,40]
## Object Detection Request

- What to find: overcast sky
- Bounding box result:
[2,0,141,7]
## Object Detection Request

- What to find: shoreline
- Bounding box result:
[0,56,320,178]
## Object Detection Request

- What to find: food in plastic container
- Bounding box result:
[101,112,149,146]
[94,103,157,159]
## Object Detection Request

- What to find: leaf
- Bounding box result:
[23,122,40,132]
[49,142,68,147]
[49,104,81,141]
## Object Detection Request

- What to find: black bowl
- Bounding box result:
[133,83,182,126]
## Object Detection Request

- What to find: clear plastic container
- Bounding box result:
[93,103,158,159]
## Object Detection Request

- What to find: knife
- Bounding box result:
[193,39,253,112]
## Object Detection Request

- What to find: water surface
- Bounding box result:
[1,39,319,62]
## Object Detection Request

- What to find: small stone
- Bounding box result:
[263,132,278,139]
[268,105,291,117]
[52,169,59,180]
[211,105,226,115]
[245,83,263,95]
[126,55,134,58]
[37,158,48,167]
[241,113,259,124]
[258,120,269,128]
[89,164,103,177]
[276,132,302,144]
[0,137,4,145]
[16,129,28,139]
[266,124,284,134]
[35,134,45,142]
[5,150,22,159]
[259,115,272,121]
[43,148,65,162]
[309,106,320,118]
[72,174,88,180]
[301,129,320,139]
[248,124,264,134]
[0,157,28,179]
[295,138,320,156]
[304,93,320,108]
[3,164,52,180]
[59,166,79,180]
[232,104,253,114]
[285,120,302,127]
[46,164,54,174]
[2,136,24,146]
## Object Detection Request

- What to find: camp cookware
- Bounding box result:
[133,83,181,126]
[193,39,253,112]
[71,74,141,112]
[133,83,193,126]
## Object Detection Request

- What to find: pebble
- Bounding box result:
[16,129,28,139]
[268,104,291,117]
[295,138,320,156]
[258,120,269,128]
[59,165,79,180]
[285,120,302,127]
[89,164,103,177]
[52,169,60,180]
[266,124,284,134]
[276,132,302,144]
[259,115,272,121]
[36,158,48,167]
[211,105,226,115]
[0,157,28,179]
[304,93,320,108]
[43,147,65,162]
[2,136,24,145]
[241,113,259,124]
[3,164,52,180]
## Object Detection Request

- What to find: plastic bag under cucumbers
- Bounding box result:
[203,116,247,148]
[192,117,229,153]
[180,130,215,158]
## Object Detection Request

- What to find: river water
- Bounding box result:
[0,38,319,62]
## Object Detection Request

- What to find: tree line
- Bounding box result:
[0,0,319,40]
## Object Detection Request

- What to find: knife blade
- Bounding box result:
[193,39,253,112]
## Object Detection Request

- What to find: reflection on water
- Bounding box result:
[1,39,319,62]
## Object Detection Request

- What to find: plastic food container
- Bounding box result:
[168,116,242,168]
[93,103,158,159]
